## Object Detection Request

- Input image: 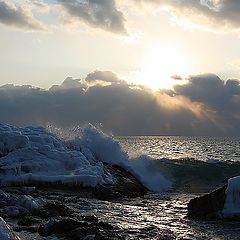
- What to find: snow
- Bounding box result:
[0,217,21,240]
[0,123,114,187]
[0,123,172,191]
[222,176,240,218]
[0,188,44,217]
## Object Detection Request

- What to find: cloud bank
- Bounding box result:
[1,0,240,34]
[0,1,45,30]
[134,0,240,31]
[57,0,127,35]
[0,71,240,136]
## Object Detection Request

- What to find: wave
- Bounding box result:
[0,123,171,192]
[0,123,239,193]
[146,157,240,192]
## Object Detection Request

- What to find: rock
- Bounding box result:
[20,187,36,195]
[0,217,21,240]
[93,165,147,200]
[38,217,89,236]
[38,217,123,240]
[82,215,98,223]
[36,200,74,218]
[17,216,41,226]
[4,206,30,218]
[187,185,227,219]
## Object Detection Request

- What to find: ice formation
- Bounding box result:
[222,176,240,218]
[0,217,20,240]
[0,123,171,191]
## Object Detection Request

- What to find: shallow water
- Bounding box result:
[15,190,240,240]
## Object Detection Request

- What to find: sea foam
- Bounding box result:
[0,123,172,192]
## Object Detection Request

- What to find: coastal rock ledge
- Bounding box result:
[187,176,240,220]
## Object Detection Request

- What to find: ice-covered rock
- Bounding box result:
[0,188,45,217]
[187,175,240,220]
[222,176,240,218]
[0,123,171,192]
[0,124,114,188]
[0,217,21,240]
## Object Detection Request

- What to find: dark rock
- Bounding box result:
[39,217,123,240]
[38,217,89,236]
[18,216,42,226]
[68,225,123,240]
[2,164,147,200]
[82,214,98,223]
[14,225,38,233]
[35,200,74,218]
[98,221,115,230]
[187,184,227,219]
[21,187,36,194]
[94,165,147,200]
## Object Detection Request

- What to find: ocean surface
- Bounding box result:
[2,125,240,239]
[118,136,240,162]
[111,136,240,239]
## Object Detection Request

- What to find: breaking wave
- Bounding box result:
[0,123,171,192]
[1,123,238,193]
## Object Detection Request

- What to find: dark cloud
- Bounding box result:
[85,70,121,83]
[134,0,240,30]
[174,74,240,109]
[0,1,45,30]
[172,73,240,133]
[57,0,127,35]
[1,71,240,136]
[171,75,183,81]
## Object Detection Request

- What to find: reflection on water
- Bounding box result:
[118,136,240,162]
[16,191,240,239]
[75,192,240,240]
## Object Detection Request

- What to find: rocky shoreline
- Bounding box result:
[0,164,148,240]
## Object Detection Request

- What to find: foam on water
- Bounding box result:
[0,123,172,192]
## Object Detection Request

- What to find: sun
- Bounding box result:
[133,43,190,90]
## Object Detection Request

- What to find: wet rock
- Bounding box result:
[0,217,21,240]
[20,187,36,195]
[17,216,41,226]
[94,165,147,200]
[36,200,74,218]
[1,164,147,201]
[4,206,30,218]
[38,217,89,236]
[82,215,98,223]
[187,185,227,219]
[38,217,123,240]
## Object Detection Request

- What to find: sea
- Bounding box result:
[3,125,240,240]
[103,136,240,240]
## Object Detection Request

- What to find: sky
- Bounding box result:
[0,0,240,135]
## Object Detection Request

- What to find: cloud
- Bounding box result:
[133,0,240,31]
[172,73,240,133]
[85,70,122,83]
[174,73,240,108]
[171,75,183,81]
[57,0,128,35]
[49,77,86,91]
[50,70,123,92]
[1,71,240,136]
[0,1,45,31]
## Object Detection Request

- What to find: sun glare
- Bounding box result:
[134,43,190,90]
